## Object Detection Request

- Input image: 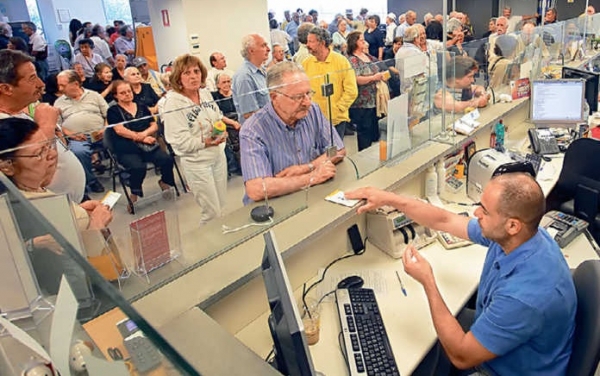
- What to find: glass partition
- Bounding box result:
[0,175,194,375]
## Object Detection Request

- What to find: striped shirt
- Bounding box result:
[240,102,344,204]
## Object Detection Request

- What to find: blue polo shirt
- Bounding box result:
[232,59,269,123]
[467,219,576,376]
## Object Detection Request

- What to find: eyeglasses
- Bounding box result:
[274,90,315,102]
[11,138,57,161]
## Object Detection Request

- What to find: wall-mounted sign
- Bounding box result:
[161,9,170,27]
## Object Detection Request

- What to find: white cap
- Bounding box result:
[387,12,397,21]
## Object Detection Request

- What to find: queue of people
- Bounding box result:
[0,7,590,375]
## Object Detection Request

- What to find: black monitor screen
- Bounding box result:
[261,230,316,376]
[562,66,599,114]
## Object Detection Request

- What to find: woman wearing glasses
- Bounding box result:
[162,54,237,224]
[0,116,113,300]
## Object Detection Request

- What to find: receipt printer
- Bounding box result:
[366,206,435,258]
[541,210,588,248]
[467,148,536,202]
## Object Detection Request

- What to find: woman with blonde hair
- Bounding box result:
[162,54,237,224]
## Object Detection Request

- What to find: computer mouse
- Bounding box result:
[337,275,364,289]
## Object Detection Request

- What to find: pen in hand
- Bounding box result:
[396,271,407,297]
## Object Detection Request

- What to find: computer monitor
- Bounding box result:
[562,66,600,114]
[530,79,586,126]
[261,230,316,376]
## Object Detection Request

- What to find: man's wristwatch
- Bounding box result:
[308,162,315,172]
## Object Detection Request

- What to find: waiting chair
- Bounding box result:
[546,138,600,244]
[566,260,600,376]
[103,128,176,215]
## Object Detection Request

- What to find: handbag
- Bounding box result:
[135,142,159,153]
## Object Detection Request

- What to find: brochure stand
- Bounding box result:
[126,188,181,283]
[81,228,129,291]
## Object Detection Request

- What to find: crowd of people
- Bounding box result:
[0,5,592,222]
[0,6,588,375]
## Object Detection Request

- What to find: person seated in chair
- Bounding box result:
[83,62,114,103]
[55,69,108,193]
[0,116,112,301]
[123,66,160,114]
[434,56,489,113]
[345,172,576,375]
[106,80,175,212]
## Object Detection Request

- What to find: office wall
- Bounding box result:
[0,0,29,21]
[148,0,269,72]
[146,0,187,67]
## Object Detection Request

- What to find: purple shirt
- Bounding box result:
[240,102,344,204]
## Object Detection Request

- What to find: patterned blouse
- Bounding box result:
[348,54,380,109]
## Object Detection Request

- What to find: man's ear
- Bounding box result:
[0,83,13,96]
[505,217,522,236]
[0,159,15,176]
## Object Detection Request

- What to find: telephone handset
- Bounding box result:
[528,128,560,155]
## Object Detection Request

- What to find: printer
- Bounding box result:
[467,148,536,202]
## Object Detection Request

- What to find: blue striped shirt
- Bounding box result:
[240,102,344,204]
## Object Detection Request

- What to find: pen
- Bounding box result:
[396,271,407,297]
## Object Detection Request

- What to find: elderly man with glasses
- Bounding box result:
[239,61,346,204]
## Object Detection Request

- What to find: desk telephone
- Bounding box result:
[528,128,560,155]
[366,206,437,258]
[540,210,588,248]
[116,318,162,373]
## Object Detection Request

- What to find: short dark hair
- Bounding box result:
[308,27,331,48]
[426,20,444,41]
[119,25,130,36]
[22,21,36,32]
[367,15,380,26]
[91,24,104,37]
[269,19,278,30]
[493,172,545,233]
[0,117,39,159]
[209,53,218,67]
[0,50,35,85]
[78,38,94,48]
[449,56,478,80]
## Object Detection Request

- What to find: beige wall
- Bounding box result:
[147,0,270,72]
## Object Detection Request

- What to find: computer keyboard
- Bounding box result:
[336,288,400,376]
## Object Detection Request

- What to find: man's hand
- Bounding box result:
[276,164,308,177]
[344,187,395,214]
[33,234,63,255]
[88,205,113,230]
[311,160,336,184]
[34,103,60,137]
[402,245,434,287]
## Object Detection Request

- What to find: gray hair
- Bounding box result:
[297,22,314,44]
[0,50,34,85]
[240,34,260,59]
[447,18,463,33]
[308,27,332,48]
[57,69,81,85]
[0,23,12,37]
[123,66,140,79]
[403,25,420,42]
[266,61,305,89]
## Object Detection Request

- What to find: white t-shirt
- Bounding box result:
[29,31,47,52]
[90,36,113,62]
